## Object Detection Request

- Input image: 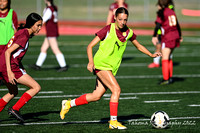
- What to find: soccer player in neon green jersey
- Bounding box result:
[60,7,161,130]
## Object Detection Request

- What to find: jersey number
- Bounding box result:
[168,15,177,26]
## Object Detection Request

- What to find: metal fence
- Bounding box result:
[12,0,200,22]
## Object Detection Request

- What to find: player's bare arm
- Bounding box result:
[87,36,101,72]
[132,40,161,58]
[5,43,20,85]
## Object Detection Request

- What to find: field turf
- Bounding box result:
[0,35,200,132]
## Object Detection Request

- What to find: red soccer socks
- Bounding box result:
[0,98,8,112]
[12,93,32,111]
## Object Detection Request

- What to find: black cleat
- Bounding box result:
[29,64,41,70]
[8,108,25,122]
[57,66,68,72]
[169,77,174,84]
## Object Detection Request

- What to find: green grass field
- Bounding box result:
[0,35,200,132]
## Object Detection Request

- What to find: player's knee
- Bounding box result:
[93,95,102,101]
[33,84,41,93]
[112,87,121,96]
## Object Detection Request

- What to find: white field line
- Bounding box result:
[184,37,200,43]
[24,62,200,68]
[144,100,180,103]
[0,88,26,91]
[11,91,200,99]
[104,96,138,100]
[0,116,200,127]
[23,52,200,59]
[38,91,63,94]
[188,104,200,107]
[32,74,200,81]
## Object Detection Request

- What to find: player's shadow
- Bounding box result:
[22,110,60,122]
[100,114,149,123]
[122,57,134,61]
[171,77,185,83]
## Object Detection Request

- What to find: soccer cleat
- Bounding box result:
[109,120,127,130]
[148,63,160,68]
[8,107,25,122]
[29,64,41,70]
[57,66,68,72]
[159,79,170,85]
[60,100,71,120]
[169,78,173,84]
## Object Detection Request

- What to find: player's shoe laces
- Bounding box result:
[109,120,127,130]
[8,107,25,122]
[60,99,71,120]
[148,63,160,68]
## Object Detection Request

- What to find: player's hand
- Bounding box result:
[152,37,158,46]
[151,52,162,58]
[180,37,183,42]
[8,71,17,85]
[87,62,94,73]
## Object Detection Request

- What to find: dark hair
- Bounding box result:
[157,0,174,20]
[46,0,57,11]
[7,0,11,10]
[157,0,174,9]
[18,13,42,30]
[115,7,129,17]
[24,13,43,28]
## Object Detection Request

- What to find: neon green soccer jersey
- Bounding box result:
[94,23,133,76]
[0,9,15,45]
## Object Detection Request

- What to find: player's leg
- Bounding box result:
[48,37,67,71]
[0,86,17,112]
[60,76,107,120]
[32,38,49,70]
[148,36,161,68]
[160,47,172,85]
[8,74,41,122]
[0,78,18,112]
[96,71,126,129]
[169,49,174,83]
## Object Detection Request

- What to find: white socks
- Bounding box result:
[111,116,117,121]
[56,53,66,67]
[70,99,76,107]
[36,53,66,67]
[36,52,47,66]
[153,56,160,64]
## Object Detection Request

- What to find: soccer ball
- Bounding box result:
[150,111,170,129]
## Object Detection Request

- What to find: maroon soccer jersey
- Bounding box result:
[0,9,18,31]
[96,24,136,42]
[156,8,180,42]
[109,2,128,23]
[44,6,59,37]
[0,29,29,72]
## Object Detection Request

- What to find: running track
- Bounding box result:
[36,21,199,36]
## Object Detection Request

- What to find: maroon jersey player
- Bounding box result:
[152,0,182,85]
[106,0,128,25]
[0,13,43,122]
[31,0,67,72]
